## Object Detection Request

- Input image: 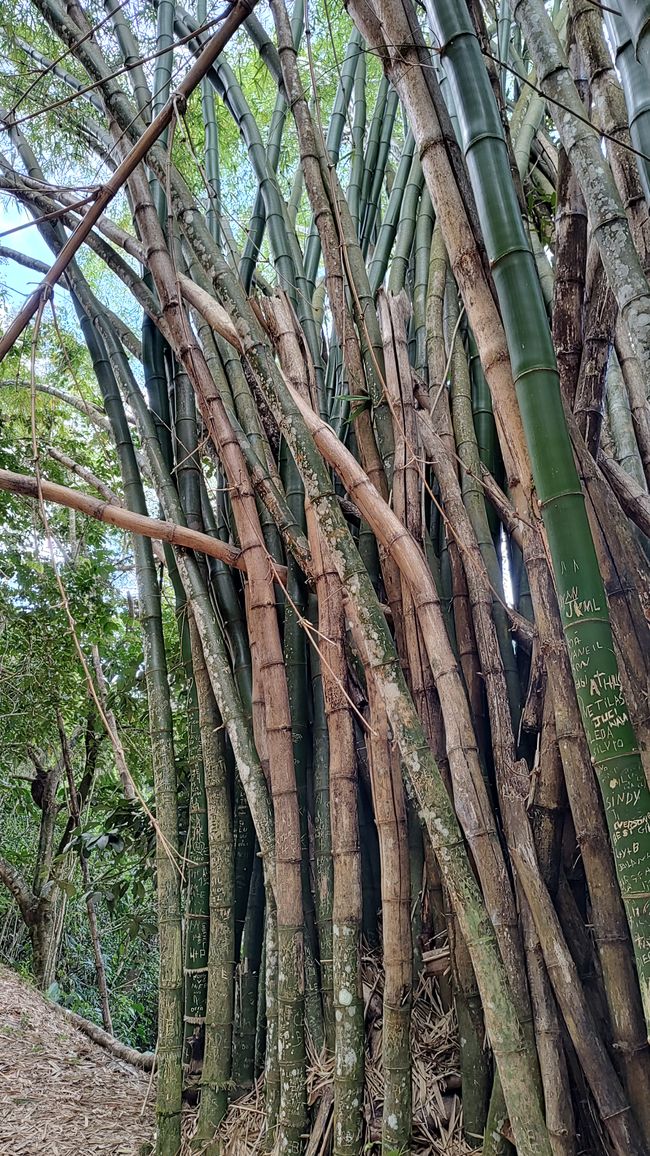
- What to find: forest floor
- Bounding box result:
[0,965,155,1155]
[0,960,471,1155]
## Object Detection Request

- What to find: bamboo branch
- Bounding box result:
[0,467,287,581]
[0,380,112,431]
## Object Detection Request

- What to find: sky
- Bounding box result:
[0,201,54,301]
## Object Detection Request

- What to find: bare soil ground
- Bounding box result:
[0,965,155,1155]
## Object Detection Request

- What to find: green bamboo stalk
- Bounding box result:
[468,330,503,538]
[429,0,650,1029]
[232,854,264,1090]
[368,132,416,295]
[348,51,367,235]
[303,26,365,286]
[360,75,389,224]
[605,8,650,209]
[361,87,400,256]
[173,3,323,399]
[412,188,435,375]
[181,642,210,1080]
[197,0,220,245]
[386,152,424,294]
[171,363,211,1082]
[75,309,183,1156]
[192,621,235,1149]
[239,0,305,290]
[448,915,491,1145]
[606,352,648,492]
[174,17,299,303]
[103,0,151,121]
[150,0,174,221]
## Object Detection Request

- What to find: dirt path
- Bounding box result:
[0,966,155,1155]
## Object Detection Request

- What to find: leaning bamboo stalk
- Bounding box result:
[598,454,650,541]
[0,0,262,361]
[0,467,287,582]
[605,352,648,491]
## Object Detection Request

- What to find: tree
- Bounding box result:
[0,0,649,1154]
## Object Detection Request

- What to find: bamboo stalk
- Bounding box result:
[0,467,288,580]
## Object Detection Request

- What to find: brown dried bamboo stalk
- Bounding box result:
[573,256,614,456]
[0,466,287,580]
[127,161,307,1146]
[424,231,487,747]
[552,138,587,409]
[379,291,443,754]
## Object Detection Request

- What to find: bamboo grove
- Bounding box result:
[0,0,649,1152]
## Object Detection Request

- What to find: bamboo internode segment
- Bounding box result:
[0,468,287,582]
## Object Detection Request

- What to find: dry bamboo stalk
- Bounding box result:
[0,467,287,581]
